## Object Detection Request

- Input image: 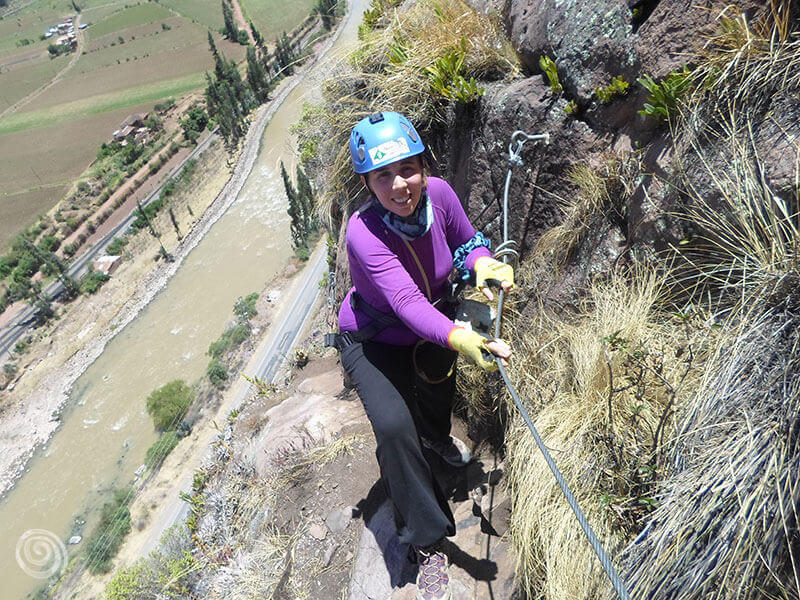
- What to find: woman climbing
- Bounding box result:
[329,111,513,600]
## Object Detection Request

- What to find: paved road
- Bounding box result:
[0,129,219,360]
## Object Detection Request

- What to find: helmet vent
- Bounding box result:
[357,147,365,161]
[368,112,385,124]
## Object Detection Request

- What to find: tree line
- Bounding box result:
[281,162,317,259]
[204,0,342,146]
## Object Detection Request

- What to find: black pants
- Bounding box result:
[340,340,458,548]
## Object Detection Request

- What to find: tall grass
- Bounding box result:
[611,15,800,598]
[485,266,713,598]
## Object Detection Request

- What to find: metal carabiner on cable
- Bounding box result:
[508,131,550,167]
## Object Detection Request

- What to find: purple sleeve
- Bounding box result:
[346,220,456,347]
[435,178,492,271]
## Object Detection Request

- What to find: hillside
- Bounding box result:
[77,0,800,599]
[295,0,800,597]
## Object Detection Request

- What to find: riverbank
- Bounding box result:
[0,10,350,500]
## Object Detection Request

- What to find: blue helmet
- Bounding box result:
[349,111,425,174]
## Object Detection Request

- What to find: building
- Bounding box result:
[91,255,121,276]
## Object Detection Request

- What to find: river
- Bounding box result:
[1,2,368,597]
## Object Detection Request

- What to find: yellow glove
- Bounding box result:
[448,327,497,372]
[474,256,514,299]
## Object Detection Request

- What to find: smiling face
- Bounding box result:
[362,157,427,218]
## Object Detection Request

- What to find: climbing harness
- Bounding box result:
[491,131,633,600]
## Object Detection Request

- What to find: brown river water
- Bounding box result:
[1,1,368,597]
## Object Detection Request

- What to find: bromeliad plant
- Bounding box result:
[425,38,484,103]
[595,75,630,103]
[539,54,563,94]
[637,66,694,121]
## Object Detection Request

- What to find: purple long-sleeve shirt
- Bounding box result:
[338,176,491,347]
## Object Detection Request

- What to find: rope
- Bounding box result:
[492,131,632,600]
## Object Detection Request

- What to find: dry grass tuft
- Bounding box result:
[274,433,366,488]
[500,265,714,598]
[535,155,640,268]
[668,31,800,314]
[619,308,800,600]
[293,0,519,230]
[213,521,304,599]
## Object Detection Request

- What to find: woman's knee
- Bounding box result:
[372,413,416,448]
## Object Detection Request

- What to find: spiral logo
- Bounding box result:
[15,529,67,579]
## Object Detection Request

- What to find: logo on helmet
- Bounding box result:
[369,137,411,166]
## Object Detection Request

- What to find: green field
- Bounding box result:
[0,0,66,55]
[0,72,207,134]
[0,103,151,246]
[154,0,223,30]
[239,0,317,40]
[87,2,172,38]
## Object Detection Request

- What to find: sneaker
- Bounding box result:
[415,544,451,600]
[421,435,472,467]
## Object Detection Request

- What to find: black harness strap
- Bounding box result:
[325,292,400,351]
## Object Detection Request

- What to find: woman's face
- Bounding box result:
[362,157,426,218]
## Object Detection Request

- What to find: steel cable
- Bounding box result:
[491,132,632,600]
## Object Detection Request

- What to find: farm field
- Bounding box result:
[0,102,152,241]
[0,0,316,250]
[0,52,67,113]
[239,0,317,39]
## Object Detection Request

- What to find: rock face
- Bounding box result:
[636,0,767,78]
[434,77,604,257]
[506,0,637,103]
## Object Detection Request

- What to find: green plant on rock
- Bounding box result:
[637,66,693,121]
[425,38,484,103]
[564,100,579,116]
[388,33,411,65]
[539,54,562,94]
[595,75,630,102]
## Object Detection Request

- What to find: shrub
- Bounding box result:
[106,236,129,255]
[105,565,145,600]
[62,243,77,257]
[81,270,109,294]
[145,431,180,468]
[0,253,19,278]
[130,198,164,231]
[206,360,227,388]
[233,292,259,321]
[84,487,132,574]
[237,29,249,45]
[207,323,250,358]
[145,380,194,431]
[154,98,175,113]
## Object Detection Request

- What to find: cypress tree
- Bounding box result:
[281,161,304,248]
[246,46,270,103]
[316,0,336,30]
[221,0,237,40]
[249,21,264,50]
[295,164,314,233]
[207,31,220,63]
